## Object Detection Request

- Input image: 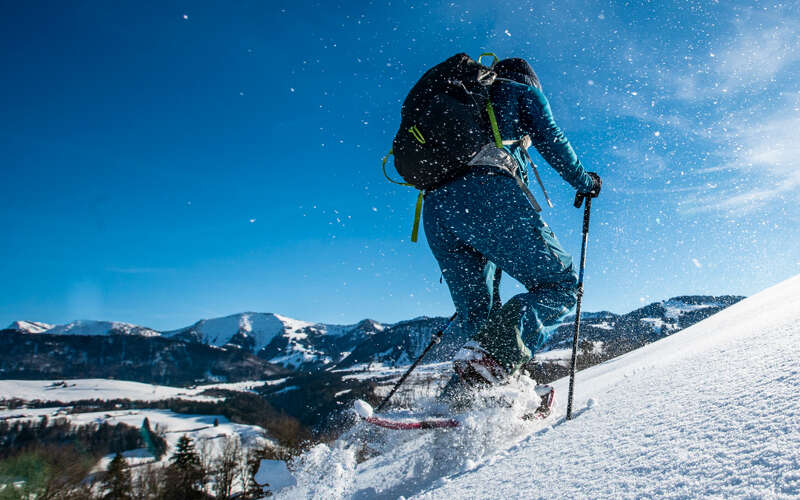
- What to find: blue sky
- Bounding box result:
[2,1,799,330]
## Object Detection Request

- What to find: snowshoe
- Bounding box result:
[452,341,509,387]
[355,384,556,431]
[526,384,555,420]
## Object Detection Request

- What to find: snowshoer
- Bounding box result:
[422,58,602,393]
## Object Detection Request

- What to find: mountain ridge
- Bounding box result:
[4,294,745,376]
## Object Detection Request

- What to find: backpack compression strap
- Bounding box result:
[485,100,504,149]
[382,149,424,243]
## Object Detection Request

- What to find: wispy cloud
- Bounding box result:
[655,7,800,214]
[672,10,800,101]
[678,93,800,214]
[715,22,800,90]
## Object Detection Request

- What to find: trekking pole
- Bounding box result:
[375,312,457,412]
[567,193,592,420]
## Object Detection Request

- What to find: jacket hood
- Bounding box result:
[494,58,542,90]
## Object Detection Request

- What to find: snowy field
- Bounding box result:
[275,274,800,499]
[0,407,271,471]
[82,409,270,468]
[0,378,275,404]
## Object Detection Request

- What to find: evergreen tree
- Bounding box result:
[102,452,133,500]
[140,417,166,460]
[163,435,205,500]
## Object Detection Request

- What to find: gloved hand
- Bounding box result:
[586,172,602,198]
[574,172,602,208]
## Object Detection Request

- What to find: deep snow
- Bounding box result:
[275,274,800,499]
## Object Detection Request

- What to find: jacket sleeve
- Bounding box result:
[518,86,594,192]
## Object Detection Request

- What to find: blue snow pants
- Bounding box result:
[423,168,579,373]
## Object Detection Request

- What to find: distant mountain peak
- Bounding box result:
[47,320,161,337]
[7,320,54,334]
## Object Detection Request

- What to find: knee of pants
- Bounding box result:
[554,276,579,313]
[553,268,579,310]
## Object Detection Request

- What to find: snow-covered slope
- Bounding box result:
[0,378,273,403]
[0,407,271,470]
[280,275,800,499]
[165,312,294,351]
[45,320,161,337]
[166,312,384,370]
[3,319,161,337]
[7,320,54,333]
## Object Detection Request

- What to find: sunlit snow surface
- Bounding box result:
[276,275,800,499]
[45,320,161,337]
[0,378,270,403]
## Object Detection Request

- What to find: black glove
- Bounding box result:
[574,172,602,208]
[587,172,602,198]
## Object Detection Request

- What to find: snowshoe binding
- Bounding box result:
[452,341,509,387]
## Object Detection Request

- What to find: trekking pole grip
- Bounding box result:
[573,192,586,209]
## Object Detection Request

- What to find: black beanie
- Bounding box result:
[494,58,542,90]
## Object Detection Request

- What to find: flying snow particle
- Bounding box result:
[692,258,702,268]
[182,14,188,19]
[598,13,605,20]
[654,131,661,137]
[588,80,595,86]
[504,29,512,37]
[249,219,256,224]
[290,88,295,92]
[353,399,373,418]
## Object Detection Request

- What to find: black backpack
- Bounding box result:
[389,53,499,191]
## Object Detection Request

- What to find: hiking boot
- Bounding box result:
[533,384,555,417]
[452,341,509,387]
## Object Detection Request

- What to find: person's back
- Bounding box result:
[422,57,601,397]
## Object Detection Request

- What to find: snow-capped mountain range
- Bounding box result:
[3,312,387,374]
[3,295,743,378]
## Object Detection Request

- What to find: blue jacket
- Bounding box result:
[489,78,594,193]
